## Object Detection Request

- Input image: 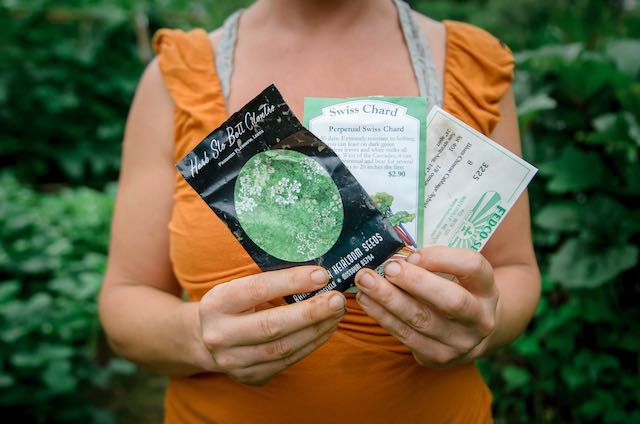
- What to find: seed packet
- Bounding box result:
[424,106,538,251]
[176,85,404,303]
[304,97,427,255]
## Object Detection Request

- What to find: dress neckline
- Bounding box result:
[213,0,443,111]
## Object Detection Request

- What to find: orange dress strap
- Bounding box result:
[443,20,515,135]
[152,28,228,161]
[152,29,260,300]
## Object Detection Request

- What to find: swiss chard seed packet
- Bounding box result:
[304,97,427,252]
[176,85,404,303]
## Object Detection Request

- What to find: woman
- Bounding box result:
[99,0,541,422]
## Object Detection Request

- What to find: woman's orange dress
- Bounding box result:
[153,20,514,423]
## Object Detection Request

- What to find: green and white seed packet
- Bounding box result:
[304,97,427,249]
[424,106,538,251]
[304,97,538,259]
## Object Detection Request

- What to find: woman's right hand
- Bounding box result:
[197,266,346,386]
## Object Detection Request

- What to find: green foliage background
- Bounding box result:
[0,0,638,422]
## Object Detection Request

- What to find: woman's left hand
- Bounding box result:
[354,246,500,368]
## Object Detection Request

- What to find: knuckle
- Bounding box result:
[312,321,326,338]
[214,353,237,370]
[302,298,322,321]
[378,286,395,305]
[259,313,283,340]
[395,323,414,343]
[478,314,496,337]
[448,293,472,316]
[407,308,431,332]
[229,369,256,385]
[201,284,225,309]
[202,331,226,351]
[468,252,487,276]
[452,337,476,355]
[246,277,268,303]
[283,352,298,367]
[433,349,457,368]
[268,338,294,359]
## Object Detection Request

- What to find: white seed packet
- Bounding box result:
[304,97,427,250]
[424,106,538,251]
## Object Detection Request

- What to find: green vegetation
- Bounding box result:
[0,0,638,422]
[371,192,416,226]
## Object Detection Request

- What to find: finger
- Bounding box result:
[354,269,461,344]
[203,266,330,313]
[362,262,481,322]
[356,293,461,368]
[227,323,336,386]
[215,318,339,370]
[223,291,345,345]
[406,246,494,294]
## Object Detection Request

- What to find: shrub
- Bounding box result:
[0,175,135,423]
[478,38,640,423]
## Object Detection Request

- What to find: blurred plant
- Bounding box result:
[0,0,251,186]
[477,37,640,424]
[0,175,135,423]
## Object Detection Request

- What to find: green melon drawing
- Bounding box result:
[234,149,344,262]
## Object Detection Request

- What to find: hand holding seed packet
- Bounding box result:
[177,85,537,303]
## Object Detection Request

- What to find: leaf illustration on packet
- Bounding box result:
[176,85,404,303]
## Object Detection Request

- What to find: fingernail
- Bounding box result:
[407,253,421,265]
[356,272,375,289]
[311,269,329,286]
[384,261,402,277]
[329,294,345,311]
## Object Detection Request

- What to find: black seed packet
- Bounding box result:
[176,85,403,303]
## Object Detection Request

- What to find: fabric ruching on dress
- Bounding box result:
[444,20,515,136]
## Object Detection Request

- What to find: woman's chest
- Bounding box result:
[226,28,423,118]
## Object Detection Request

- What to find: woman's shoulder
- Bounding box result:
[412,12,515,134]
[411,11,514,73]
[151,27,225,122]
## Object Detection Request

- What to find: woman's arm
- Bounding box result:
[476,86,541,354]
[99,59,212,376]
[99,60,346,381]
[353,88,541,367]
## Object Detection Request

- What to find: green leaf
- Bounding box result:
[538,146,608,193]
[0,372,15,388]
[561,366,586,390]
[535,201,581,231]
[501,365,531,389]
[605,39,640,78]
[107,358,137,375]
[372,192,394,215]
[549,239,638,288]
[42,360,76,394]
[0,280,20,302]
[517,92,557,128]
[536,195,640,240]
[588,112,640,160]
[516,43,583,65]
[388,211,415,226]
